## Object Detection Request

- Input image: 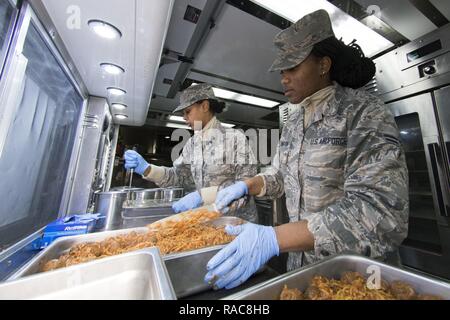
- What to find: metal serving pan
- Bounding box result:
[223,254,450,300]
[163,216,247,298]
[0,248,176,300]
[9,215,245,297]
[164,245,226,298]
[8,227,149,280]
[121,204,176,229]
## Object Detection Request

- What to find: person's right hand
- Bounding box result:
[124,150,150,176]
[215,181,248,213]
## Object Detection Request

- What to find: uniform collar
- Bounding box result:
[299,83,336,125]
[199,116,223,139]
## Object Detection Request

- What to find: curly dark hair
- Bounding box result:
[204,99,226,114]
[311,37,376,89]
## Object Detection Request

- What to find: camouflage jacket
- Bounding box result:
[147,117,258,222]
[259,83,409,269]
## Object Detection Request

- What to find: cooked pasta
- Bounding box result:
[41,209,234,272]
[280,272,443,300]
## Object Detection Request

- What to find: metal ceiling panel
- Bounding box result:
[354,0,438,40]
[192,4,284,95]
[430,0,450,21]
[40,0,174,126]
[164,0,207,55]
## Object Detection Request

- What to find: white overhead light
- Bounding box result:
[250,0,393,57]
[165,123,190,130]
[115,114,128,120]
[165,136,170,139]
[400,131,408,135]
[221,123,235,128]
[107,87,126,96]
[168,115,186,122]
[101,63,125,75]
[88,20,122,40]
[112,103,127,110]
[212,87,279,108]
[191,83,279,108]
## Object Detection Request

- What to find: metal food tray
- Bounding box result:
[164,245,227,298]
[121,202,176,229]
[8,215,246,298]
[0,248,176,300]
[223,254,450,300]
[122,198,177,209]
[8,227,149,280]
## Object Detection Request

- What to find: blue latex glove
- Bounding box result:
[215,181,248,213]
[124,150,149,175]
[172,191,203,213]
[204,223,279,290]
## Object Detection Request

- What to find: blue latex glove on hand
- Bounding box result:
[124,150,149,176]
[204,223,279,290]
[172,191,203,213]
[215,181,248,213]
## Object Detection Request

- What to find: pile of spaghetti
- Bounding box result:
[280,272,443,300]
[41,209,234,272]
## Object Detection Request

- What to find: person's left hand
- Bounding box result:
[215,181,248,213]
[172,191,203,213]
[204,223,279,290]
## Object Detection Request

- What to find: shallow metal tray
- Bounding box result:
[0,248,176,300]
[164,245,226,298]
[159,216,246,298]
[223,254,450,300]
[8,227,149,280]
[121,203,176,229]
[9,216,246,299]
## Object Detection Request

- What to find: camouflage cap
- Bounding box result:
[269,9,335,72]
[173,83,216,113]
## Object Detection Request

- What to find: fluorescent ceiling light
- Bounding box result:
[191,82,278,108]
[165,123,190,130]
[88,20,122,39]
[101,63,125,75]
[250,0,393,57]
[165,136,170,139]
[115,114,128,120]
[212,87,279,108]
[168,115,185,122]
[107,87,126,96]
[221,123,235,128]
[112,103,127,110]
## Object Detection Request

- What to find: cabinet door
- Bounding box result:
[388,94,445,253]
[434,86,450,197]
[0,6,84,250]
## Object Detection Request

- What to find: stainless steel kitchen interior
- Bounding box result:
[0,0,449,301]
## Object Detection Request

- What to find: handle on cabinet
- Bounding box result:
[428,143,449,217]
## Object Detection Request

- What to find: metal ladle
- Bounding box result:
[127,168,134,203]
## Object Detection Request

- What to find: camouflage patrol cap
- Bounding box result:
[173,83,216,113]
[269,9,335,72]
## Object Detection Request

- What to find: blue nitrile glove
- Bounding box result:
[215,181,248,213]
[172,191,203,213]
[124,150,149,175]
[204,223,279,290]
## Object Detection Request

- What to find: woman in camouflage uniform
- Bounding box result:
[205,10,409,290]
[124,83,258,222]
